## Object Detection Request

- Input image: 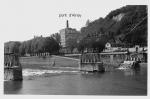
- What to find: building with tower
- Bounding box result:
[60,20,80,48]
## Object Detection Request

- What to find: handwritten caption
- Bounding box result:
[59,14,81,18]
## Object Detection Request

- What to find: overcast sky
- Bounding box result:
[0,0,148,42]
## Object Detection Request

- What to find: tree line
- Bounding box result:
[4,33,60,56]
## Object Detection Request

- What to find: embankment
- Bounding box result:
[19,55,147,71]
[19,55,79,69]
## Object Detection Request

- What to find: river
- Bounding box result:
[4,64,147,95]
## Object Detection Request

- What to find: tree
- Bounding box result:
[67,38,78,53]
[77,36,106,53]
[44,37,60,54]
[51,33,61,45]
[77,38,87,53]
[19,41,26,56]
[4,41,21,54]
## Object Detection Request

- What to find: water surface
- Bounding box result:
[4,65,147,95]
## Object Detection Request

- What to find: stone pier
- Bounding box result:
[4,53,23,81]
[79,53,104,72]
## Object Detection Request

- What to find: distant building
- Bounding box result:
[60,20,80,48]
[105,42,111,49]
[104,42,119,52]
[104,42,147,53]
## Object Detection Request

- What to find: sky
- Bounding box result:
[0,0,148,42]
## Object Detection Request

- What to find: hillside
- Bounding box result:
[80,5,147,46]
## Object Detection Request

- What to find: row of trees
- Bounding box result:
[4,33,60,56]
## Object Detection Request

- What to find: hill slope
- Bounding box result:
[80,5,147,46]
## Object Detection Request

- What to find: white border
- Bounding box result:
[0,0,149,99]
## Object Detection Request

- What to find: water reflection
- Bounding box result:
[4,81,23,94]
[122,69,136,76]
[120,66,147,77]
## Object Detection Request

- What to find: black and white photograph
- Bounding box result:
[1,0,148,96]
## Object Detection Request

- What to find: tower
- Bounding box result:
[60,20,79,48]
[66,20,69,28]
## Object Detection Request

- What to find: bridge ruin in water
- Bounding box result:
[4,53,23,81]
[79,51,147,72]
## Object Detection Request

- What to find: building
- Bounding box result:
[60,20,80,48]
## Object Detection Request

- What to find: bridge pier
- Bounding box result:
[79,52,146,72]
[4,53,23,81]
[79,53,104,72]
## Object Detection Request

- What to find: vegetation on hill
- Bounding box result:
[80,5,147,46]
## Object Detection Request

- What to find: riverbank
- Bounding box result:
[19,55,79,70]
[19,55,147,71]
